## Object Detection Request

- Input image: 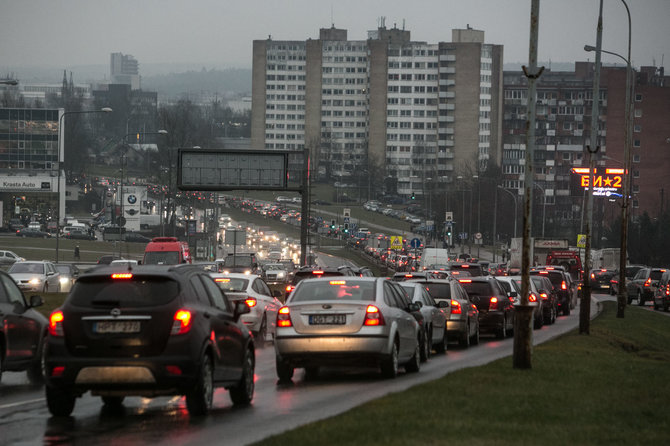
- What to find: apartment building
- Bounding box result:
[502,62,669,239]
[111,52,140,90]
[251,24,503,199]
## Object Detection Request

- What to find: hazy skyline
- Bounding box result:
[1,0,669,77]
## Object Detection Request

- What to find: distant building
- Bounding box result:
[251,23,504,199]
[111,52,141,90]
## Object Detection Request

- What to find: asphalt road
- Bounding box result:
[0,292,609,446]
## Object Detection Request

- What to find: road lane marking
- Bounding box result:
[0,397,45,410]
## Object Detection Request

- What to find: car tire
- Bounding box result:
[380,340,399,379]
[637,291,644,306]
[497,316,507,339]
[419,328,430,362]
[276,355,294,382]
[534,311,543,330]
[405,340,421,373]
[27,335,47,385]
[562,302,571,316]
[459,323,471,348]
[434,329,448,354]
[254,315,268,348]
[46,385,76,417]
[470,324,480,345]
[102,396,125,406]
[185,353,214,416]
[229,348,255,406]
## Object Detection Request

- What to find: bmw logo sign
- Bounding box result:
[127,195,137,204]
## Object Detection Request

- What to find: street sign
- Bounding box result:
[475,232,482,240]
[410,238,421,249]
[390,236,403,250]
[445,211,453,222]
[577,234,587,248]
[343,217,350,223]
[343,208,351,218]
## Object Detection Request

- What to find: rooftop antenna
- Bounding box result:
[403,19,405,30]
[331,4,334,27]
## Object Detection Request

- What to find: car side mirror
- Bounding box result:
[29,294,44,308]
[509,291,518,298]
[408,302,420,312]
[233,301,251,320]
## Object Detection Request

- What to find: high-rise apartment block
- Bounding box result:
[110,52,140,90]
[251,24,503,198]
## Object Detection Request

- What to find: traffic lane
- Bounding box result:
[0,296,604,446]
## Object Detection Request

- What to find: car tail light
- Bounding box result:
[561,281,567,290]
[171,309,192,335]
[529,293,538,303]
[451,299,462,314]
[285,285,295,293]
[112,273,133,279]
[51,366,65,377]
[277,306,292,327]
[49,310,64,337]
[489,297,499,310]
[312,270,324,275]
[364,305,385,326]
[644,278,652,287]
[590,273,595,280]
[459,279,472,283]
[165,365,182,375]
[540,292,549,300]
[245,298,257,307]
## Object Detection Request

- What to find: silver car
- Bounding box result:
[8,260,61,293]
[274,277,422,381]
[399,281,449,358]
[210,272,283,345]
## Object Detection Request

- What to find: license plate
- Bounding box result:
[309,314,346,325]
[94,321,141,333]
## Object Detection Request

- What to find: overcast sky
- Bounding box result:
[1,0,669,74]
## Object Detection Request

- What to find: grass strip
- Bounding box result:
[254,302,670,446]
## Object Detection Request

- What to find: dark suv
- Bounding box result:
[459,277,515,338]
[530,267,576,315]
[626,267,667,305]
[44,265,255,417]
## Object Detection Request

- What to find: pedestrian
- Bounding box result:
[74,245,80,261]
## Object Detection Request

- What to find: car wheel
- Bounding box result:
[405,339,421,373]
[101,396,125,406]
[637,291,644,306]
[229,347,255,406]
[419,328,430,362]
[276,355,294,382]
[380,340,399,379]
[434,328,448,354]
[534,311,544,330]
[46,385,76,417]
[459,323,471,348]
[470,324,480,345]
[254,315,268,348]
[562,302,571,316]
[27,335,47,385]
[185,353,214,416]
[551,305,558,324]
[497,316,507,339]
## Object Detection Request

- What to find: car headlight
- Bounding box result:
[60,277,70,285]
[29,278,41,285]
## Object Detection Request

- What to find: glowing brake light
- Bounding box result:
[171,309,192,335]
[561,281,567,290]
[540,293,548,300]
[329,280,346,285]
[285,285,295,293]
[245,298,257,307]
[312,270,324,275]
[450,299,462,314]
[277,306,292,327]
[644,278,652,287]
[215,278,230,283]
[459,279,472,283]
[112,273,133,279]
[529,293,538,302]
[489,296,499,310]
[49,310,64,336]
[364,305,385,326]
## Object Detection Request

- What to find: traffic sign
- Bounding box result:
[577,234,586,248]
[445,211,453,222]
[410,238,421,249]
[343,217,350,223]
[390,236,403,250]
[475,232,482,240]
[343,208,351,218]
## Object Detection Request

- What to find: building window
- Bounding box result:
[633,199,639,208]
[632,154,640,163]
[634,125,641,132]
[632,184,640,193]
[634,109,642,118]
[633,170,639,178]
[633,139,641,147]
[635,93,642,102]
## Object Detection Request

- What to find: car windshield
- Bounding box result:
[399,284,417,298]
[651,270,665,280]
[264,264,285,270]
[290,280,375,302]
[423,283,452,299]
[69,276,180,307]
[213,277,248,292]
[144,251,181,265]
[10,263,45,274]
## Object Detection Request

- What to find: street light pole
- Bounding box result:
[534,183,547,238]
[497,186,518,239]
[55,107,112,262]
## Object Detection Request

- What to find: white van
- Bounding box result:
[419,248,451,270]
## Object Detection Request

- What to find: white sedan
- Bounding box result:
[210,272,283,345]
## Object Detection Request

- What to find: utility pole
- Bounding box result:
[581,0,604,335]
[514,0,544,369]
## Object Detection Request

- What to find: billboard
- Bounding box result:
[572,167,625,197]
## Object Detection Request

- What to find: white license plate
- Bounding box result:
[94,321,141,333]
[310,314,346,325]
